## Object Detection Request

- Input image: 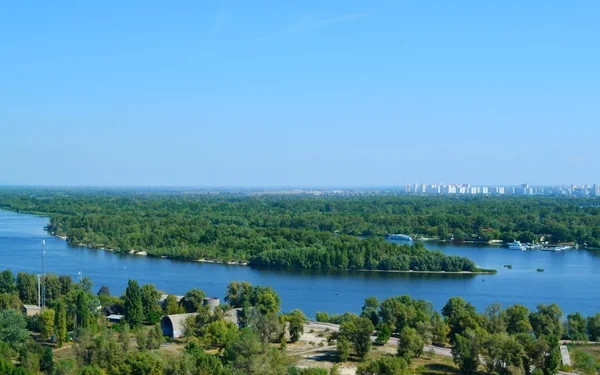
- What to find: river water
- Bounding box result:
[1,209,598,317]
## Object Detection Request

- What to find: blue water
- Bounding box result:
[1,209,598,317]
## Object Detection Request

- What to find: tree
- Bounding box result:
[224,327,288,375]
[97,285,110,297]
[0,309,29,351]
[481,333,524,375]
[337,337,350,362]
[74,289,94,331]
[361,297,380,326]
[146,324,164,350]
[140,284,161,323]
[202,320,239,348]
[16,272,37,305]
[451,329,480,375]
[164,294,184,315]
[286,309,307,343]
[55,300,68,346]
[587,313,600,341]
[340,317,374,360]
[375,324,392,345]
[431,311,449,346]
[244,307,282,344]
[39,308,56,341]
[356,356,409,375]
[397,326,424,360]
[566,312,588,341]
[124,280,143,327]
[0,269,14,294]
[442,297,480,342]
[529,304,563,338]
[483,302,506,334]
[503,304,532,335]
[181,288,206,313]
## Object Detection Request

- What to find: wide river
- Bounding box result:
[1,209,598,317]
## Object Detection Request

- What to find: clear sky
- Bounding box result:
[1,1,598,187]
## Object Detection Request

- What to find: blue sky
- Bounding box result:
[1,1,598,187]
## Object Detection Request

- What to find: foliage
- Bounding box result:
[397,326,424,360]
[0,309,29,351]
[39,308,55,341]
[339,316,374,360]
[451,329,480,375]
[124,280,143,327]
[356,355,409,375]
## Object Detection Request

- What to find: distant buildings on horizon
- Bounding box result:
[404,183,600,198]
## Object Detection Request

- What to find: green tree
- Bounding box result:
[442,297,480,342]
[0,309,30,351]
[140,284,162,323]
[397,326,424,360]
[587,313,600,341]
[340,317,374,360]
[124,280,143,327]
[146,324,164,350]
[55,300,68,346]
[287,309,307,343]
[97,285,110,297]
[356,356,409,375]
[529,304,563,338]
[375,324,392,345]
[566,312,589,341]
[451,329,480,375]
[39,308,56,341]
[337,337,350,362]
[16,272,37,305]
[164,294,184,315]
[503,304,532,335]
[74,289,94,331]
[0,269,14,294]
[181,288,206,313]
[431,311,449,346]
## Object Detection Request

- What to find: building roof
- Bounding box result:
[106,314,124,320]
[23,305,41,310]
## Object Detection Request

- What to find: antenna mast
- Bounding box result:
[41,240,46,311]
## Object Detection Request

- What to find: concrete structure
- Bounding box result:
[161,307,242,338]
[203,297,220,310]
[22,305,41,316]
[560,345,571,366]
[161,313,197,338]
[159,294,184,308]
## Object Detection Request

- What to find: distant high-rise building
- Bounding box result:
[594,184,600,197]
[405,184,411,193]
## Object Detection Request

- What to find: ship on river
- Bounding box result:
[385,234,413,241]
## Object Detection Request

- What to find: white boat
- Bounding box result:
[508,241,527,250]
[385,234,413,241]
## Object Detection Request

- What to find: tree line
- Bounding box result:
[0,190,498,273]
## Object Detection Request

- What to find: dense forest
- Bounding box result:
[1,189,599,271]
[1,267,600,375]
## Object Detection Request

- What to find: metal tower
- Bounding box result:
[41,240,46,310]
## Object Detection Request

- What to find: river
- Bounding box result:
[1,209,598,318]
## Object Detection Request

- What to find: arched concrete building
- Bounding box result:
[160,313,197,338]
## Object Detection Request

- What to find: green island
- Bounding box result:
[0,267,599,375]
[0,189,522,274]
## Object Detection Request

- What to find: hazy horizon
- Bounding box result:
[1,1,598,187]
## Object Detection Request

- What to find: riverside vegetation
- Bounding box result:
[0,189,513,273]
[1,268,600,374]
